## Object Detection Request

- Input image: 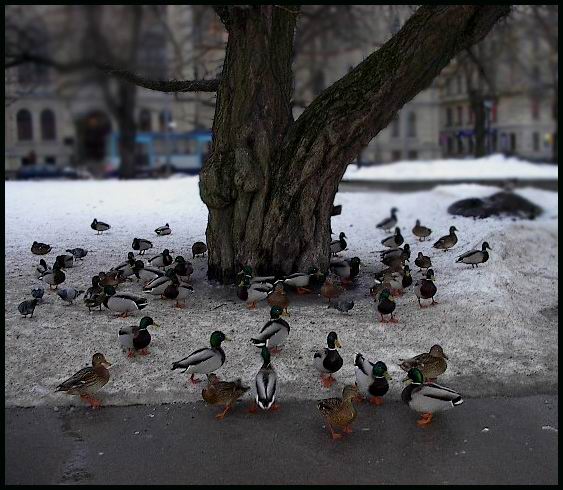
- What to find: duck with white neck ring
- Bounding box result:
[313,331,343,388]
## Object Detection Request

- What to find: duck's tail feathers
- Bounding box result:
[452,396,464,406]
[250,338,266,347]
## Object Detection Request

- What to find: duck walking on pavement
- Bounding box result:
[354,354,392,406]
[317,384,360,440]
[202,374,249,420]
[313,331,343,388]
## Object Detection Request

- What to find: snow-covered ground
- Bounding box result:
[344,154,559,181]
[4,175,558,407]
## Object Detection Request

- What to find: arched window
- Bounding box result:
[139,109,152,132]
[40,109,56,141]
[17,109,33,141]
[407,112,417,137]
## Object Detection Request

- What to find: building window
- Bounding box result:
[532,132,540,151]
[139,109,152,132]
[391,150,402,161]
[457,136,464,154]
[445,78,452,96]
[17,109,33,141]
[139,29,168,78]
[446,108,453,127]
[456,75,462,94]
[391,116,400,138]
[456,106,463,126]
[407,113,417,137]
[510,133,517,152]
[40,109,56,141]
[531,98,540,120]
[407,150,418,160]
[447,137,453,155]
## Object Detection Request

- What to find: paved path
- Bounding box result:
[5,395,558,485]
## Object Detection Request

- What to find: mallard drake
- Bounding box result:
[267,281,290,316]
[155,223,171,236]
[380,243,410,260]
[18,298,39,318]
[401,265,413,290]
[313,331,343,387]
[119,316,159,357]
[31,287,45,301]
[237,265,276,286]
[399,344,449,382]
[192,241,207,258]
[174,256,194,282]
[202,374,250,420]
[320,277,344,303]
[111,252,136,273]
[57,288,85,305]
[414,269,438,307]
[249,346,279,412]
[354,354,391,405]
[66,247,88,260]
[98,270,126,288]
[163,278,194,308]
[91,219,111,234]
[330,232,347,256]
[433,226,458,251]
[55,353,111,408]
[31,241,52,255]
[456,241,492,268]
[283,267,321,294]
[250,306,290,354]
[172,331,228,384]
[412,220,432,241]
[317,384,360,440]
[401,367,463,427]
[103,286,148,318]
[39,263,65,290]
[381,251,409,269]
[132,237,153,255]
[381,227,404,248]
[328,299,355,313]
[414,252,432,271]
[148,249,173,269]
[376,207,398,232]
[133,260,164,285]
[143,269,177,296]
[237,277,273,309]
[377,288,398,323]
[34,259,51,278]
[55,254,74,269]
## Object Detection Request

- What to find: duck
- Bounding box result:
[313,331,343,388]
[84,276,103,300]
[172,330,228,384]
[381,251,409,269]
[414,252,432,271]
[237,277,273,309]
[143,269,178,297]
[91,219,111,234]
[433,226,458,251]
[401,367,463,427]
[174,256,194,282]
[98,270,126,288]
[192,241,207,258]
[250,306,290,354]
[456,241,492,268]
[283,267,321,294]
[111,252,136,275]
[155,223,172,236]
[84,291,105,313]
[103,286,148,318]
[354,354,392,405]
[237,265,276,286]
[55,353,111,409]
[320,276,344,303]
[119,316,159,357]
[249,346,279,413]
[329,257,351,284]
[412,220,432,241]
[327,299,355,313]
[163,278,194,308]
[34,259,51,278]
[380,243,410,260]
[66,247,88,260]
[18,298,39,318]
[399,344,449,382]
[202,374,250,420]
[377,288,398,323]
[133,260,164,285]
[39,262,65,290]
[309,269,327,292]
[330,232,347,256]
[267,281,290,316]
[374,271,403,297]
[31,287,45,302]
[148,249,173,269]
[132,237,153,255]
[401,265,413,291]
[381,227,404,248]
[57,288,85,305]
[414,269,438,307]
[55,254,74,269]
[376,207,398,232]
[31,241,52,255]
[317,384,360,440]
[369,277,384,301]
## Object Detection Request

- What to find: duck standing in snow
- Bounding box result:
[173,256,194,282]
[313,331,343,388]
[401,367,463,427]
[283,267,321,294]
[55,254,74,269]
[18,298,39,318]
[143,269,178,297]
[401,265,413,291]
[39,262,65,290]
[380,243,410,261]
[155,223,172,236]
[66,247,88,260]
[249,346,279,413]
[433,226,458,251]
[91,219,111,234]
[456,241,492,268]
[330,232,347,256]
[399,344,449,382]
[103,286,148,318]
[132,238,153,255]
[237,265,276,287]
[171,330,228,384]
[98,270,126,288]
[202,374,250,420]
[192,241,207,258]
[119,316,159,357]
[237,276,273,309]
[414,268,438,307]
[57,288,85,305]
[412,220,432,241]
[31,241,52,255]
[317,384,360,440]
[267,281,290,316]
[31,287,45,302]
[320,276,344,303]
[85,276,103,300]
[376,207,398,232]
[111,252,136,276]
[163,277,194,308]
[148,249,173,269]
[34,259,51,278]
[328,299,355,313]
[329,257,359,286]
[84,291,105,313]
[250,306,290,354]
[354,354,392,406]
[377,288,398,323]
[55,353,111,409]
[133,260,164,285]
[381,227,404,248]
[414,252,432,272]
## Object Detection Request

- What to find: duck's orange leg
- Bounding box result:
[215,404,232,420]
[369,396,384,406]
[416,412,433,427]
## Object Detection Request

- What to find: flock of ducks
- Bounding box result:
[21,207,492,440]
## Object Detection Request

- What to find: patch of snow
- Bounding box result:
[541,425,558,432]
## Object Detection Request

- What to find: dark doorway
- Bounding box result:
[76,111,112,162]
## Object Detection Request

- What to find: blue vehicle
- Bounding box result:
[105,130,212,176]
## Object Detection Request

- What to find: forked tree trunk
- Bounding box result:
[199,5,510,283]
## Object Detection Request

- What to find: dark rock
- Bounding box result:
[447,191,543,219]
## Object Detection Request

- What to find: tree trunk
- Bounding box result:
[116,81,138,179]
[470,91,487,158]
[199,5,511,284]
[553,80,558,164]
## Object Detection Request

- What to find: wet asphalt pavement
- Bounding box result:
[5,394,558,485]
